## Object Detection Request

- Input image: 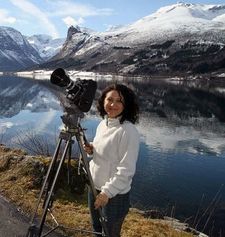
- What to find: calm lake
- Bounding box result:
[0,74,225,236]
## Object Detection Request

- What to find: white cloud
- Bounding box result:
[48,0,114,17]
[137,115,225,156]
[35,110,57,134]
[50,1,114,31]
[0,9,16,24]
[9,0,59,38]
[0,122,14,133]
[62,16,84,28]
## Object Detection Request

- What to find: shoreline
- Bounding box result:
[0,144,207,237]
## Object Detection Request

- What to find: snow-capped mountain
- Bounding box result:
[1,3,225,74]
[25,26,94,60]
[41,2,225,75]
[0,26,43,72]
[108,2,225,44]
[26,34,65,60]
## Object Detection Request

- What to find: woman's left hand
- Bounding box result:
[94,192,109,209]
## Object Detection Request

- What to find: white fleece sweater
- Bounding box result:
[89,117,140,198]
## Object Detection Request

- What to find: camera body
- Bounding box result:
[50,68,97,112]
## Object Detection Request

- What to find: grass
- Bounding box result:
[0,144,195,237]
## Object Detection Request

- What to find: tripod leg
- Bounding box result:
[67,143,72,186]
[75,129,109,237]
[38,139,72,236]
[26,138,63,237]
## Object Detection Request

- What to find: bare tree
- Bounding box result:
[15,128,51,156]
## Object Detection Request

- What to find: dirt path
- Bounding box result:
[0,194,66,237]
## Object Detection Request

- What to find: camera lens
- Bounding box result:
[50,68,70,87]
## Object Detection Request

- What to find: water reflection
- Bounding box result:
[0,76,60,118]
[1,75,225,235]
[138,114,225,156]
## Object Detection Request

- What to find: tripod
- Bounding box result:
[26,110,109,237]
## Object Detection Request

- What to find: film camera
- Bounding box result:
[50,68,97,113]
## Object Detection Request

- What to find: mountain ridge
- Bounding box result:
[1,2,225,75]
[0,26,43,72]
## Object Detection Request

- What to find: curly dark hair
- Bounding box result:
[97,84,139,124]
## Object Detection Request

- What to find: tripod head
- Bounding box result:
[60,97,84,130]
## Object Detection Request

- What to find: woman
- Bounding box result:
[84,84,140,237]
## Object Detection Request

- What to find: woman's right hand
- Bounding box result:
[83,143,94,155]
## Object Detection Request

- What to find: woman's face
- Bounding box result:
[104,90,124,118]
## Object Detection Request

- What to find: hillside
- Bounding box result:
[0,144,199,237]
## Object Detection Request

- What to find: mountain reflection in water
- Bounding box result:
[0,75,225,236]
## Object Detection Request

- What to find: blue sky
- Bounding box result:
[0,0,224,38]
